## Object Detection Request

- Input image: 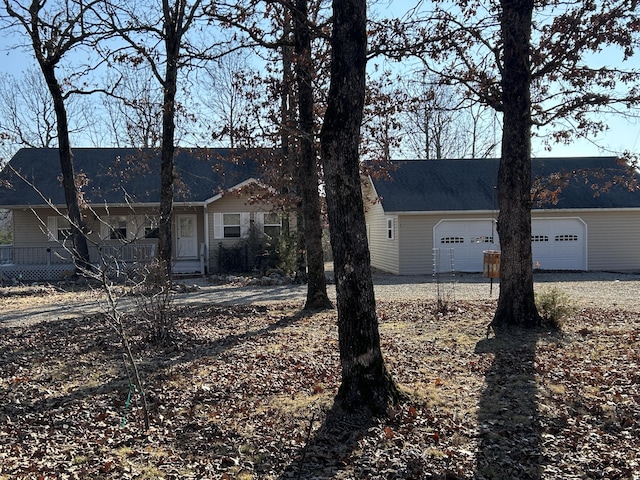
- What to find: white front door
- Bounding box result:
[176,214,198,258]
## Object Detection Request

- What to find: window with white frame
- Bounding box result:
[223,213,241,238]
[213,212,250,239]
[531,235,549,242]
[386,217,395,240]
[470,236,494,244]
[143,217,159,239]
[262,212,282,238]
[47,216,72,242]
[108,216,128,240]
[555,234,578,242]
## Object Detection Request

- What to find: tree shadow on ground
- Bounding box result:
[276,402,377,480]
[0,303,309,423]
[474,327,546,479]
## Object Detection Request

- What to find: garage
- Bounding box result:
[433,217,587,272]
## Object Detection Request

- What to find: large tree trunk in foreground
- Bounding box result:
[157,0,183,283]
[320,0,399,413]
[41,65,92,273]
[493,0,541,328]
[293,0,332,311]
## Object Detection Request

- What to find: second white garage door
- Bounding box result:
[531,218,587,271]
[433,217,587,272]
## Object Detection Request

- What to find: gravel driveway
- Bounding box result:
[186,270,640,311]
[2,270,640,328]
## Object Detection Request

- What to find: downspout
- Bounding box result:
[203,203,210,273]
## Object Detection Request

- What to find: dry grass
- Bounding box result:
[0,291,639,479]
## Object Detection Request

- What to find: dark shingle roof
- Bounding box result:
[371,157,640,212]
[0,148,268,206]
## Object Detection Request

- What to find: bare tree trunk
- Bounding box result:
[157,0,185,283]
[40,65,92,273]
[279,10,308,285]
[320,0,399,413]
[294,206,308,283]
[293,0,332,310]
[493,0,541,329]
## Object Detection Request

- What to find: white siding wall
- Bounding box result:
[398,215,436,275]
[205,194,286,273]
[12,206,178,249]
[363,182,400,274]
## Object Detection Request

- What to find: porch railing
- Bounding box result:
[0,244,156,266]
[0,245,12,264]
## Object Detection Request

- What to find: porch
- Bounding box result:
[0,243,205,282]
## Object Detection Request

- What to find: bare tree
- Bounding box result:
[209,0,334,309]
[493,0,540,328]
[101,0,210,282]
[401,74,499,160]
[2,0,112,273]
[407,0,640,327]
[196,48,252,148]
[361,72,406,163]
[293,0,333,310]
[0,68,57,148]
[0,67,96,152]
[99,68,164,149]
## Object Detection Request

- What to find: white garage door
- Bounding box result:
[433,219,499,272]
[531,218,587,271]
[433,217,587,272]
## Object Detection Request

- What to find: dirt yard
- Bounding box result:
[0,280,639,479]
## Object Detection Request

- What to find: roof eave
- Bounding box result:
[204,178,268,205]
[384,209,496,216]
[385,207,640,215]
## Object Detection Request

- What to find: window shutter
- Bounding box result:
[46,216,57,242]
[99,218,109,241]
[126,216,133,240]
[130,215,144,239]
[254,212,265,238]
[240,212,250,237]
[213,213,223,239]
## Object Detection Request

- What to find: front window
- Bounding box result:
[47,216,71,242]
[532,235,549,242]
[441,236,464,244]
[109,216,128,240]
[56,217,71,241]
[223,213,241,238]
[263,212,282,238]
[141,216,159,239]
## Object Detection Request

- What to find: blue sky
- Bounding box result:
[1,5,639,159]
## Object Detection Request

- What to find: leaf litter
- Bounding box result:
[0,294,639,479]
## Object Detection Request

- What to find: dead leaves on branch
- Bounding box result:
[0,298,639,478]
